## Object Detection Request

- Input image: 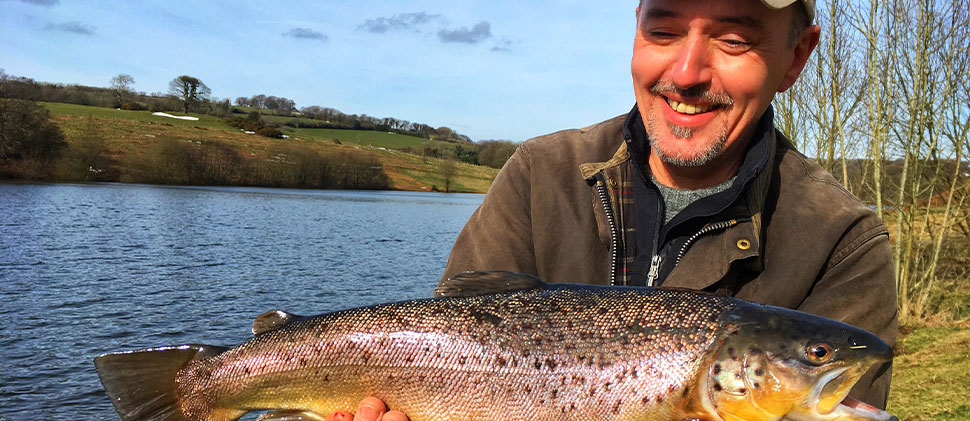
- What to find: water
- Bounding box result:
[0,182,484,420]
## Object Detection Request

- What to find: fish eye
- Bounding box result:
[806,342,835,364]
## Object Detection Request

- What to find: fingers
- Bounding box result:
[381,411,409,421]
[354,396,389,421]
[327,397,409,421]
[327,411,353,421]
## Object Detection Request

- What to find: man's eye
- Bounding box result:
[720,38,751,50]
[645,31,680,43]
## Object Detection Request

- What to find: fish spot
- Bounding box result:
[612,400,622,414]
[534,359,542,370]
[754,382,761,389]
[642,396,650,405]
[754,368,764,377]
[496,356,507,367]
[713,382,723,392]
[712,364,721,374]
[749,347,763,355]
[546,358,558,371]
[738,388,747,394]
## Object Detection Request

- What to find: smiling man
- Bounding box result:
[442,0,896,411]
[345,0,897,419]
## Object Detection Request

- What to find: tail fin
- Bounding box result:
[94,344,227,421]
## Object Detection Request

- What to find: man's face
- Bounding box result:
[632,0,812,167]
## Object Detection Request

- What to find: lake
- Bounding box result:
[0,182,484,420]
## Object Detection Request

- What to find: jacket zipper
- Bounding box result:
[673,219,740,267]
[646,187,665,287]
[595,179,622,286]
[646,255,662,286]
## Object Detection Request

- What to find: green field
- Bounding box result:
[288,127,455,150]
[41,102,460,153]
[40,102,233,130]
[888,324,970,420]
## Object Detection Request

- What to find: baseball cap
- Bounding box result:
[761,0,816,20]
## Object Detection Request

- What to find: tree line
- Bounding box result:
[774,0,970,324]
[0,69,477,145]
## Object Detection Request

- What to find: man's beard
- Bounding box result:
[645,81,733,167]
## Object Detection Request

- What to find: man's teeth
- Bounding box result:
[667,98,713,115]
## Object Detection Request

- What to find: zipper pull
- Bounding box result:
[647,255,662,287]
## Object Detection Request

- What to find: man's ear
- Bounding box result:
[778,24,821,93]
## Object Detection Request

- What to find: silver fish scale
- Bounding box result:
[175,286,738,420]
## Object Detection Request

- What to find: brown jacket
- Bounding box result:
[441,113,897,408]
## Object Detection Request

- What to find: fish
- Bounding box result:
[94,271,897,421]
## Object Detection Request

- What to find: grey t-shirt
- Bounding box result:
[650,174,737,225]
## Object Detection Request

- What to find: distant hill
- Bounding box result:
[2,100,498,193]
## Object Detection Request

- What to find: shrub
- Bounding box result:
[256,127,283,138]
[0,99,67,162]
[121,102,148,111]
[224,117,264,132]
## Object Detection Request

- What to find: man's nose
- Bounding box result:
[669,35,712,92]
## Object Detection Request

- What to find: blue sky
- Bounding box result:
[1,0,638,141]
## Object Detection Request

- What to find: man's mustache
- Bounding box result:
[649,80,734,108]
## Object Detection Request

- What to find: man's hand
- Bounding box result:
[326,397,409,421]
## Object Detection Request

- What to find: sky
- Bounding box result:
[0,0,639,141]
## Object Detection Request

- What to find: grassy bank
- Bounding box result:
[6,102,498,193]
[889,324,970,420]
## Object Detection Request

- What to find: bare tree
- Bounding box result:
[167,75,211,113]
[774,0,970,323]
[109,73,135,105]
[439,158,458,192]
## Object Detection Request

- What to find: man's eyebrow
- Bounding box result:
[716,15,765,31]
[641,8,765,32]
[643,8,678,20]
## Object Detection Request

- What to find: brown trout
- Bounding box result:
[95,271,896,421]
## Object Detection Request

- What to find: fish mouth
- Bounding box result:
[788,367,897,421]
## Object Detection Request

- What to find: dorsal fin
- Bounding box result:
[253,310,303,335]
[434,271,546,297]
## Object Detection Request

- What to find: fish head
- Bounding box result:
[704,305,894,421]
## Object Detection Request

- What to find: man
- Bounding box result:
[341,0,896,419]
